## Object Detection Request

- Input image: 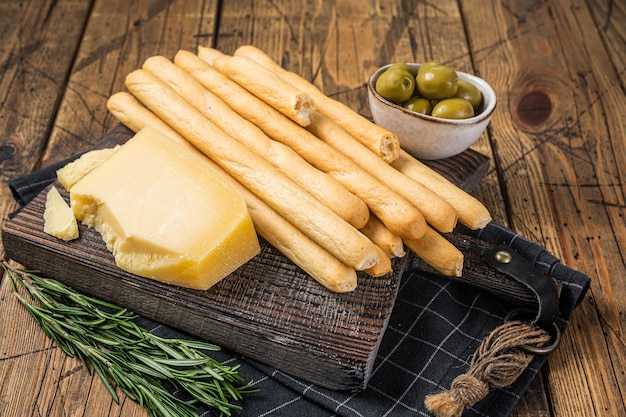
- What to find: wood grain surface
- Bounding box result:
[1,0,624,416]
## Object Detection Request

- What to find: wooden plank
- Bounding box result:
[0,2,96,417]
[461,0,626,416]
[587,0,626,86]
[40,0,220,167]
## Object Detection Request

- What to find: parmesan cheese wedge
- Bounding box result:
[43,186,79,241]
[69,127,261,290]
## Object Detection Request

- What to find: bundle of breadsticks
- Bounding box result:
[106,45,492,293]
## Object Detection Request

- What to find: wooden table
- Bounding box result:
[1,0,624,416]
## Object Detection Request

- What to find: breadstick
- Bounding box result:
[106,91,357,292]
[124,69,380,271]
[175,50,426,240]
[107,92,183,141]
[392,150,492,230]
[210,54,229,71]
[213,54,315,127]
[364,245,393,277]
[233,45,400,163]
[197,45,224,65]
[142,56,369,229]
[307,112,458,233]
[403,228,464,277]
[359,215,405,259]
[226,169,359,292]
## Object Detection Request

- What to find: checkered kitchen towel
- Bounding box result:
[9,161,590,417]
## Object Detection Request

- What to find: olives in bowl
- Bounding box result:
[368,62,496,160]
[374,61,482,119]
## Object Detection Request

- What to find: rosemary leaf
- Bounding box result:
[177,338,222,351]
[151,337,187,360]
[154,357,212,367]
[91,358,121,403]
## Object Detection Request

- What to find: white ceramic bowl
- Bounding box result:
[368,63,496,160]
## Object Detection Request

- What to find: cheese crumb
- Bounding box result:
[43,186,79,241]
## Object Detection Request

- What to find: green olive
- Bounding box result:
[402,97,432,115]
[388,62,417,78]
[431,98,475,119]
[418,61,441,72]
[454,80,482,111]
[416,63,458,100]
[375,68,415,104]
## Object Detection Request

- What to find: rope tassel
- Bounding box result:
[425,320,551,417]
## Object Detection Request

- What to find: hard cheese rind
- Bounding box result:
[69,127,260,290]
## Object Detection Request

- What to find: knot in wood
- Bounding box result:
[509,68,577,136]
[0,144,16,162]
[517,90,552,126]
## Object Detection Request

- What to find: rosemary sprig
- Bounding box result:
[2,261,257,417]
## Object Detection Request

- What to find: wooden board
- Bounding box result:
[2,126,489,391]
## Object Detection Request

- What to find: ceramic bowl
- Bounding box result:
[367,63,496,160]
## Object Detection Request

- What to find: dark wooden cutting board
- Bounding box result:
[2,125,489,391]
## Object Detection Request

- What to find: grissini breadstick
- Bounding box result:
[214,54,315,127]
[226,168,358,292]
[403,228,464,277]
[359,215,405,259]
[197,45,224,65]
[175,50,426,240]
[307,112,458,233]
[105,92,358,292]
[107,92,184,141]
[142,55,369,229]
[211,54,229,71]
[364,245,393,277]
[124,69,380,271]
[233,45,400,163]
[392,150,492,230]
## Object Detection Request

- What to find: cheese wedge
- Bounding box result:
[57,146,120,190]
[69,127,260,290]
[43,186,79,241]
